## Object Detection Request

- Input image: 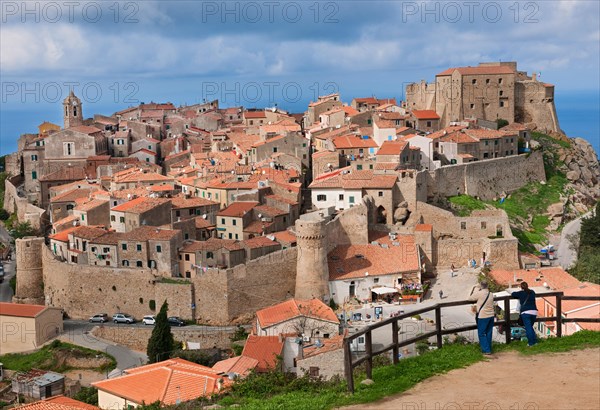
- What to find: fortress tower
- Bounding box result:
[63,90,83,129]
[12,237,45,305]
[294,218,330,302]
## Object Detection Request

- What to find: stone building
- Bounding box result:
[63,90,83,129]
[405,62,560,132]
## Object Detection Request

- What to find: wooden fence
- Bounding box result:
[343,291,600,393]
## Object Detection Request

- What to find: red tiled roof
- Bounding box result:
[50,188,94,204]
[217,202,259,217]
[271,230,297,244]
[332,135,378,149]
[171,196,218,209]
[411,110,440,120]
[49,225,81,242]
[254,204,287,217]
[242,236,280,250]
[328,237,420,281]
[489,267,581,290]
[256,299,339,329]
[69,125,102,134]
[212,355,258,377]
[302,333,345,359]
[377,141,408,156]
[241,335,284,372]
[111,197,170,213]
[0,302,47,318]
[19,396,99,410]
[181,238,241,252]
[310,170,397,190]
[244,111,267,119]
[93,358,224,406]
[415,224,433,232]
[437,65,515,76]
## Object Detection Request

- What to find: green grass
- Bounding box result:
[531,131,571,149]
[158,277,192,285]
[197,331,600,410]
[448,195,488,217]
[0,340,116,373]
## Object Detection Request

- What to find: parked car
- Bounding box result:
[142,315,156,325]
[511,326,527,340]
[89,313,109,323]
[113,313,135,324]
[167,316,186,327]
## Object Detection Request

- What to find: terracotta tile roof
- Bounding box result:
[302,333,345,359]
[69,125,102,134]
[437,65,515,76]
[90,232,124,245]
[242,236,281,250]
[171,196,218,209]
[424,125,469,140]
[312,150,336,159]
[111,197,170,213]
[341,106,359,116]
[440,131,479,144]
[252,135,285,148]
[271,230,297,244]
[93,358,223,406]
[244,220,273,234]
[218,202,259,217]
[488,267,581,290]
[49,225,81,242]
[256,299,339,329]
[212,355,259,377]
[39,167,87,182]
[309,169,397,190]
[254,204,287,217]
[328,237,420,281]
[241,335,284,372]
[264,194,297,206]
[376,141,408,156]
[132,148,157,156]
[115,170,173,183]
[70,226,108,240]
[51,188,93,204]
[415,224,433,232]
[244,111,267,119]
[181,238,242,252]
[411,110,440,120]
[0,302,47,318]
[122,226,180,242]
[19,396,99,410]
[194,217,216,229]
[150,184,176,192]
[332,135,378,149]
[75,199,108,212]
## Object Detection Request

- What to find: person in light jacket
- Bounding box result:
[468,281,495,355]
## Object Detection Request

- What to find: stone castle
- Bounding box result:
[406,62,561,132]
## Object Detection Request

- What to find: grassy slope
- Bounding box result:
[194,331,600,410]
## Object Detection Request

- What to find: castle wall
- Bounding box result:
[430,150,545,200]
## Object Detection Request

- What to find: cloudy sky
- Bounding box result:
[1,0,599,152]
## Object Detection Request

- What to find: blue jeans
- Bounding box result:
[476,316,494,353]
[521,314,537,346]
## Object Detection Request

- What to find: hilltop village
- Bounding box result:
[1,62,599,409]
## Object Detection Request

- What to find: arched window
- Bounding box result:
[122,260,129,267]
[136,261,143,267]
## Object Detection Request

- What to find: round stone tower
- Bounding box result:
[294,218,330,302]
[13,237,45,305]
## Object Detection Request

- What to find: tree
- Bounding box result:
[496,118,509,129]
[10,221,36,239]
[147,300,175,363]
[73,387,98,406]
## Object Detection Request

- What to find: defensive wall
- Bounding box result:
[425,150,546,201]
[41,244,297,326]
[3,175,46,230]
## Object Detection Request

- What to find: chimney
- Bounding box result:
[532,72,537,81]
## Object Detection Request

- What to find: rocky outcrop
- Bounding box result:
[558,138,600,217]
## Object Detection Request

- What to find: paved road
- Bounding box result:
[555,212,590,270]
[61,320,148,373]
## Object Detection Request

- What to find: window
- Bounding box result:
[232,219,237,226]
[185,271,191,278]
[499,101,505,107]
[309,367,319,377]
[472,79,477,84]
[91,247,97,252]
[481,222,487,230]
[63,142,74,156]
[374,278,379,283]
[122,243,127,250]
[176,210,181,217]
[111,215,116,222]
[302,143,306,148]
[426,121,432,127]
[338,194,344,201]
[184,233,189,240]
[137,244,142,251]
[32,171,37,180]
[207,252,214,259]
[235,234,239,239]
[221,218,225,224]
[103,247,110,253]
[499,90,504,96]
[81,214,85,221]
[156,245,162,253]
[461,222,467,230]
[486,78,490,84]
[228,233,232,239]
[122,260,129,267]
[349,196,355,204]
[273,147,278,153]
[357,164,363,170]
[119,217,125,223]
[483,152,489,159]
[31,154,38,161]
[179,254,182,260]
[470,104,475,109]
[494,140,499,145]
[378,191,384,197]
[185,254,190,261]
[317,194,326,201]
[136,261,142,267]
[498,78,503,84]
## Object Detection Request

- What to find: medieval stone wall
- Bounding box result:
[3,176,45,230]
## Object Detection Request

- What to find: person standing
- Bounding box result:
[510,282,538,346]
[439,290,444,299]
[468,281,495,355]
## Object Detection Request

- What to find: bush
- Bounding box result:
[0,209,9,220]
[230,325,248,342]
[496,118,509,129]
[73,387,98,406]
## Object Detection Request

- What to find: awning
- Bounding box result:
[371,286,398,295]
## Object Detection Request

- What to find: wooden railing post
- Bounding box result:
[504,297,511,345]
[556,292,563,338]
[343,339,354,393]
[435,305,443,349]
[392,320,399,364]
[365,331,373,380]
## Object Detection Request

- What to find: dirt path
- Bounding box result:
[340,348,600,410]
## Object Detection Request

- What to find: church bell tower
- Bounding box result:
[63,90,83,129]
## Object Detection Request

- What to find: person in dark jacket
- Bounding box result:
[510,281,538,346]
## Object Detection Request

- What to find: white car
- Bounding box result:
[142,315,156,325]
